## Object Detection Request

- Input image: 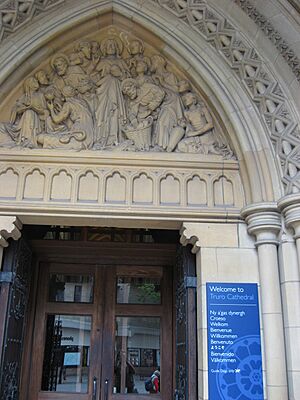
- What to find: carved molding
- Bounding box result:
[278,194,300,237]
[153,0,300,195]
[286,0,300,14]
[241,202,281,245]
[234,0,300,82]
[180,223,201,253]
[0,216,22,247]
[0,0,65,43]
[0,154,245,220]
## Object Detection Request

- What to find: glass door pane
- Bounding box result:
[114,317,161,395]
[41,314,91,393]
[48,274,94,303]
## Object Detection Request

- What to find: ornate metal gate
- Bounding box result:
[0,239,32,400]
[174,245,197,400]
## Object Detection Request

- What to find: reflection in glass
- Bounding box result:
[117,277,161,304]
[87,228,155,243]
[41,315,91,393]
[114,317,160,394]
[49,274,93,303]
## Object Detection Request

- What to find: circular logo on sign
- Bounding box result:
[217,335,263,400]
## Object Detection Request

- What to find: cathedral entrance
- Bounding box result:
[30,263,172,400]
[22,228,180,400]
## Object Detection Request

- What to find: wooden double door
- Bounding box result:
[29,259,173,400]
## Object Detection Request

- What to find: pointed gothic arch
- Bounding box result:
[0,2,299,400]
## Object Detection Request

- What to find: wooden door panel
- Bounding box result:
[29,264,104,400]
[27,254,173,400]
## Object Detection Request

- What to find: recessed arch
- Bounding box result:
[0,4,299,400]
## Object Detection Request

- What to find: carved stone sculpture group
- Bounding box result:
[0,35,233,157]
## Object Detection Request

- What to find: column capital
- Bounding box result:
[241,202,281,245]
[278,194,300,238]
[0,216,22,247]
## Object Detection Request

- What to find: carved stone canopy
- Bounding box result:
[0,27,234,159]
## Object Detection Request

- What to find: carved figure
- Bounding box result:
[35,69,63,124]
[94,38,130,147]
[90,41,102,83]
[151,55,184,150]
[6,77,47,147]
[183,93,213,135]
[51,54,94,96]
[135,60,154,87]
[177,92,229,156]
[71,41,100,81]
[35,70,50,90]
[122,78,164,123]
[126,39,151,77]
[178,80,191,96]
[91,41,101,64]
[166,118,186,152]
[38,86,94,150]
[74,41,92,69]
[121,78,165,150]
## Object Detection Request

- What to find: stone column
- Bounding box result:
[278,195,300,399]
[279,194,300,269]
[0,216,22,269]
[241,203,288,400]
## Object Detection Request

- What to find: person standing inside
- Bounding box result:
[151,369,160,393]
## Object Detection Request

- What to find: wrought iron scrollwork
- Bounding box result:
[174,245,197,400]
[176,282,186,325]
[0,239,32,400]
[1,362,18,400]
[175,364,186,400]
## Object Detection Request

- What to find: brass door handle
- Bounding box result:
[92,376,97,400]
[104,378,109,400]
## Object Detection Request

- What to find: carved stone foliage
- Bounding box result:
[0,0,65,43]
[153,0,300,194]
[0,29,233,158]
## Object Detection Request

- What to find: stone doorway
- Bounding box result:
[0,226,197,400]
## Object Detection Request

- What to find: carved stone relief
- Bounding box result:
[0,29,234,158]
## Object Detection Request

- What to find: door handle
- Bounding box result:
[92,376,97,400]
[104,378,109,400]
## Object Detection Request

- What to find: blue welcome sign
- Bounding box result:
[206,283,263,400]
